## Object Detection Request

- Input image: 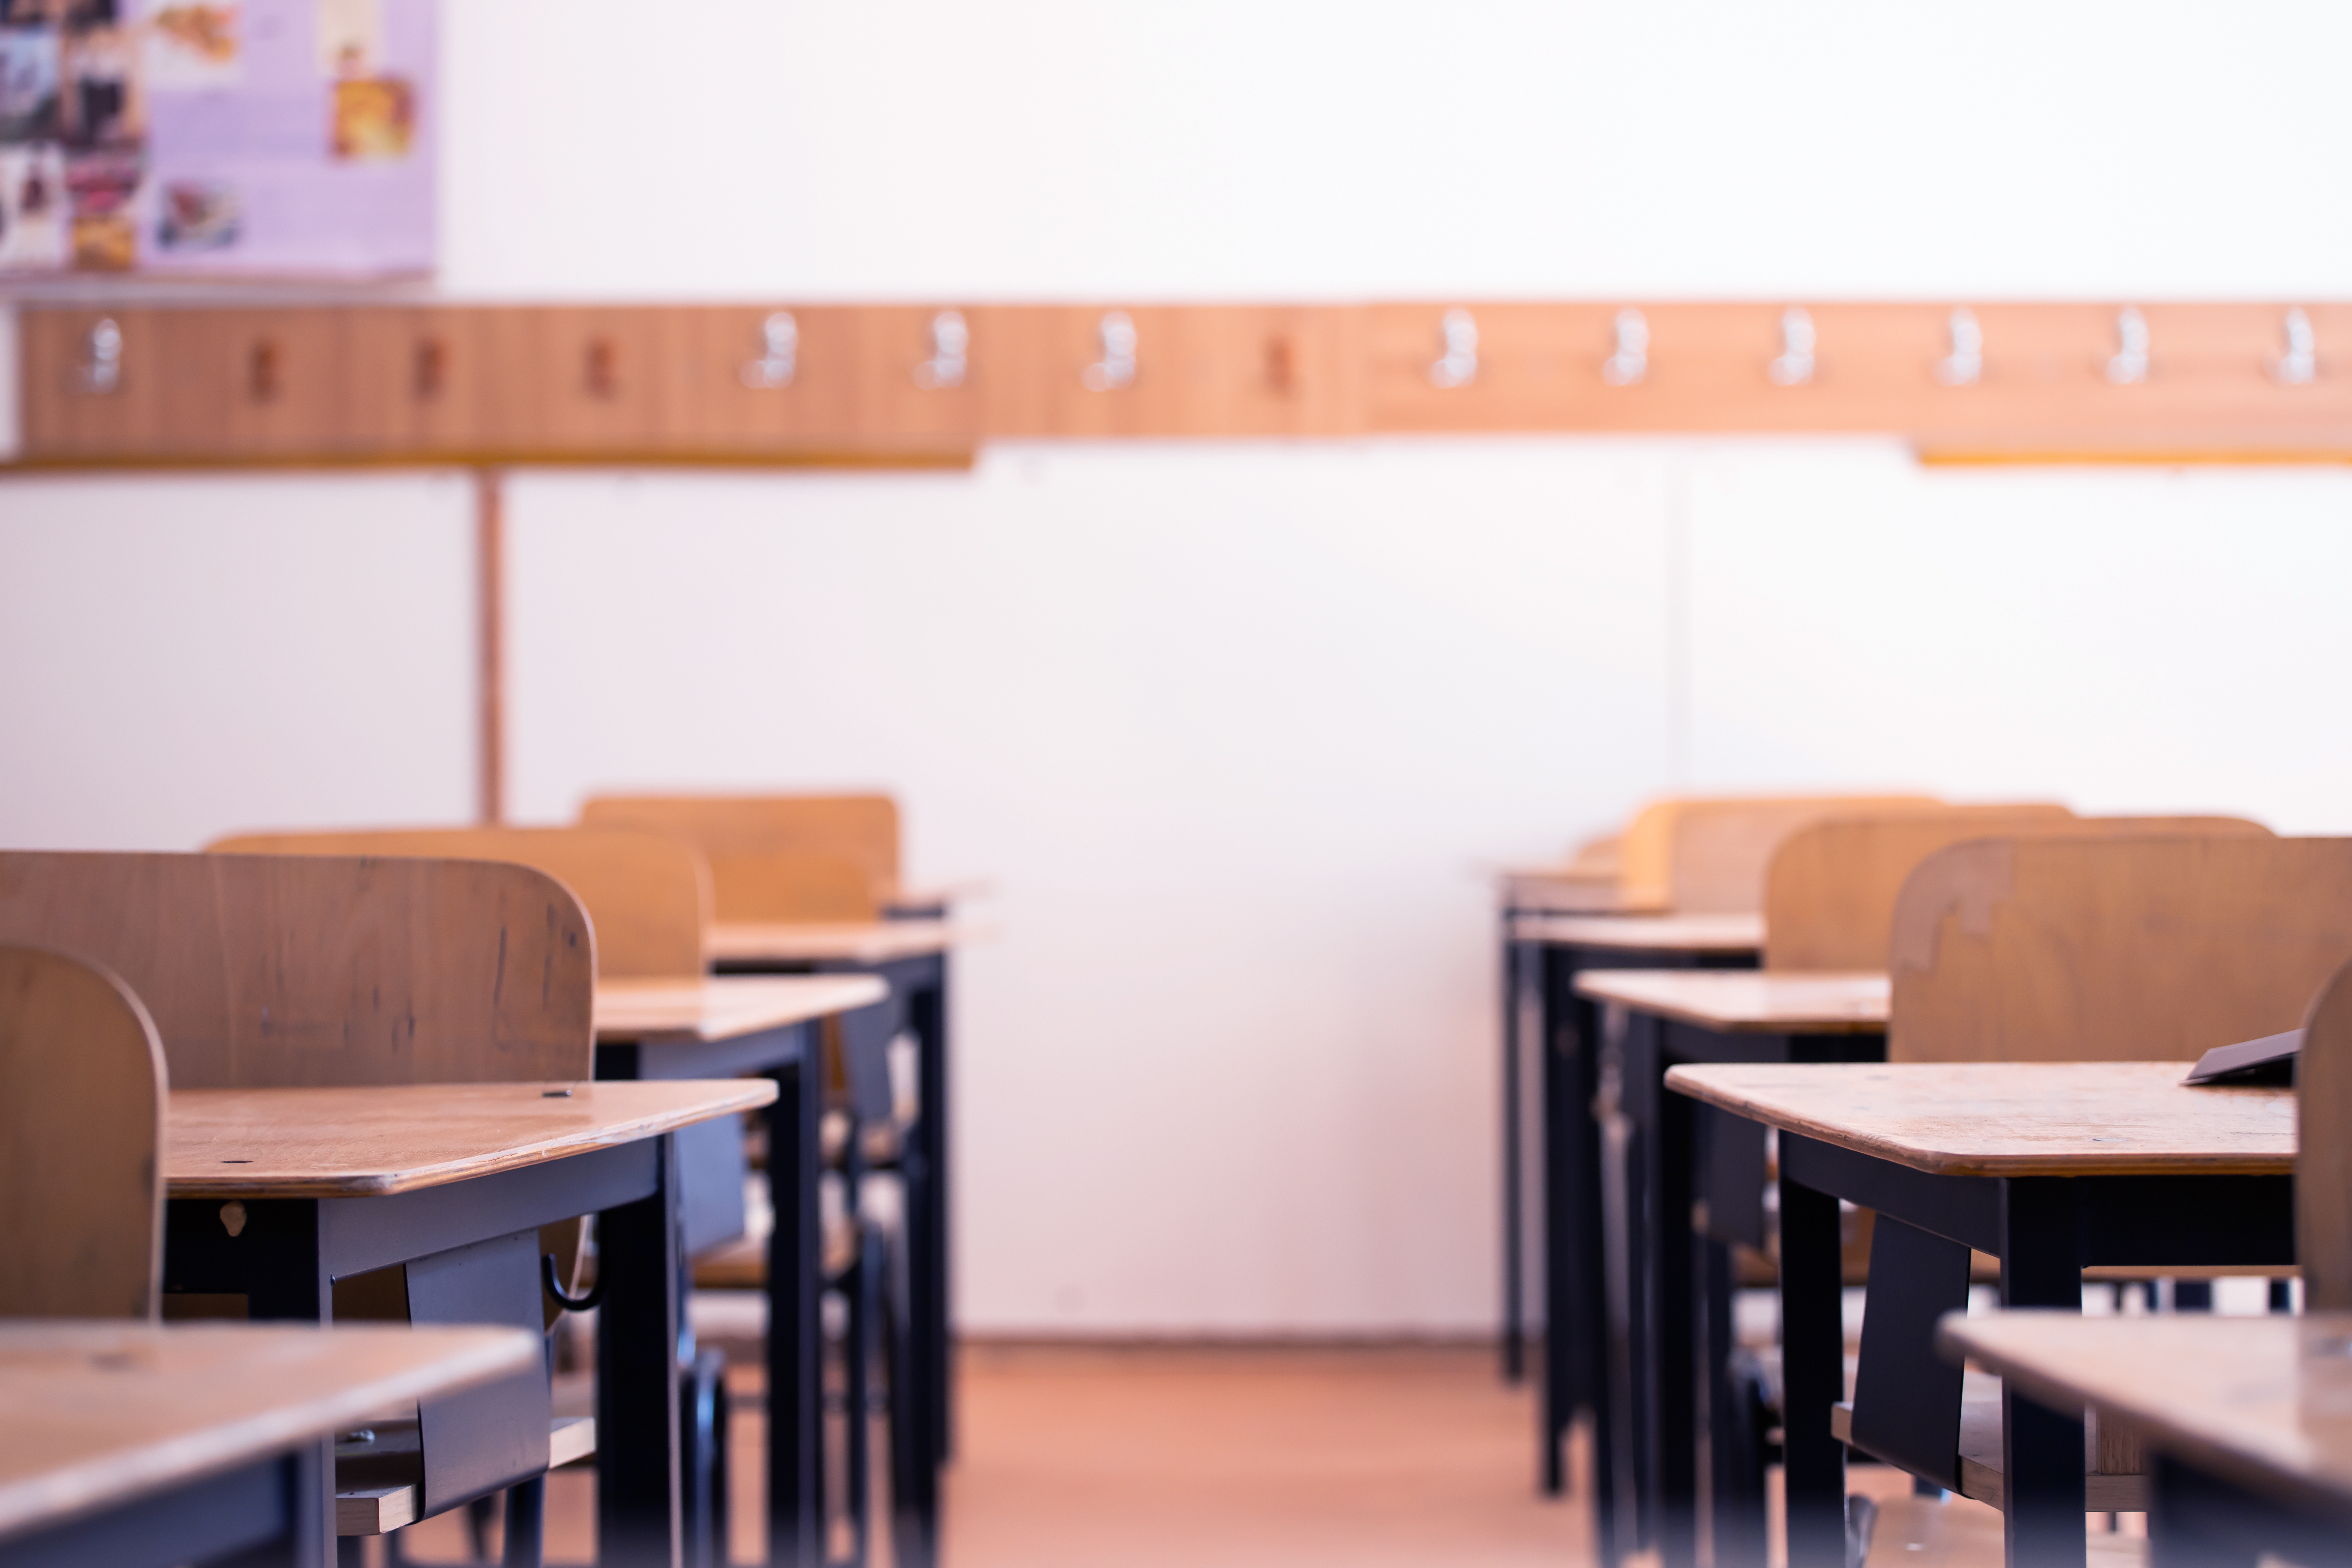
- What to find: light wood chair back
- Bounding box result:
[2298,958,2352,1308]
[1764,810,2267,972]
[579,794,895,924]
[208,827,710,980]
[0,852,594,1087]
[0,945,167,1320]
[1888,835,2352,1063]
[1615,793,1945,914]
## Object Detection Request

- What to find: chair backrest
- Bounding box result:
[1615,793,1946,914]
[208,827,710,980]
[0,945,167,1320]
[0,852,594,1087]
[2298,958,2352,1308]
[579,794,896,924]
[1888,835,2352,1063]
[1764,810,2268,972]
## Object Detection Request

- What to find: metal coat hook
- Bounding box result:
[1934,308,1983,387]
[1081,311,1137,391]
[2105,307,2150,385]
[913,310,968,390]
[1766,307,1815,387]
[2271,307,2317,387]
[742,311,797,389]
[69,316,122,395]
[1428,309,1478,388]
[1601,309,1648,387]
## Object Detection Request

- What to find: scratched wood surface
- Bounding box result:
[0,1322,537,1541]
[166,1080,776,1197]
[211,827,712,979]
[1890,836,2352,1064]
[1941,1313,2352,1522]
[1663,1061,2292,1176]
[0,852,595,1088]
[1509,913,1764,955]
[1574,971,1888,1034]
[0,946,167,1319]
[594,975,886,1043]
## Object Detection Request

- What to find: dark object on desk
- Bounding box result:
[2185,1029,2301,1085]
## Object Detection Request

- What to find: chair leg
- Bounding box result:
[465,1493,499,1562]
[500,1478,543,1568]
[679,1347,726,1568]
[882,1216,931,1568]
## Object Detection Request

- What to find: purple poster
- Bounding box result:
[0,0,434,276]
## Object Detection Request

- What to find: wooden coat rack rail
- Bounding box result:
[12,300,2352,466]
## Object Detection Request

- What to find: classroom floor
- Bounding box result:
[390,1340,1596,1566]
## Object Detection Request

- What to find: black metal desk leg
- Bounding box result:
[1653,1024,1701,1568]
[600,1131,684,1568]
[237,1203,336,1568]
[1501,924,1525,1384]
[1778,1170,1846,1568]
[1999,1178,2085,1568]
[768,1049,823,1568]
[1539,945,1597,1501]
[910,963,952,1470]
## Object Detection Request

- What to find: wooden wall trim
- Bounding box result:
[14,301,2352,459]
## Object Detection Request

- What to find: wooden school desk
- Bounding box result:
[593,972,888,1568]
[1508,913,1764,1500]
[1573,972,1889,1568]
[707,920,963,1501]
[1942,1313,2352,1568]
[162,1078,775,1568]
[0,1323,537,1568]
[1666,1061,2295,1568]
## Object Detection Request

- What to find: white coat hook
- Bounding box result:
[2105,307,2150,386]
[69,316,122,395]
[1934,308,1983,387]
[741,311,797,389]
[1601,309,1648,387]
[913,310,968,390]
[2270,307,2317,387]
[1428,309,1478,388]
[1766,307,1815,387]
[1081,311,1138,392]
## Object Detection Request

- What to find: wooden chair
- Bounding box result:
[1890,835,2352,1064]
[1764,811,2267,972]
[2297,955,2352,1308]
[208,826,710,979]
[0,851,592,1559]
[580,794,898,921]
[1611,793,1945,914]
[0,944,167,1321]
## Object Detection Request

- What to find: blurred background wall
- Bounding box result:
[6,0,2352,1334]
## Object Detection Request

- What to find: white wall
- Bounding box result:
[8,1,2352,1332]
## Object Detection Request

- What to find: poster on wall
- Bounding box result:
[0,0,433,276]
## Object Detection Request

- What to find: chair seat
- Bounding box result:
[692,1212,860,1291]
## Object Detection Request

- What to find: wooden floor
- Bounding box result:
[391,1341,1594,1566]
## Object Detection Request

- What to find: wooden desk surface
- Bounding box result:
[1663,1061,2293,1177]
[1575,971,1889,1034]
[0,1322,536,1542]
[166,1080,778,1198]
[1511,912,1765,954]
[708,919,962,964]
[1941,1312,2352,1519]
[594,975,887,1043]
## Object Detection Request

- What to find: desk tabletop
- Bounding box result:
[1663,1061,2293,1177]
[0,1322,536,1542]
[594,975,887,1043]
[166,1080,778,1197]
[1575,971,1889,1034]
[708,919,962,964]
[1941,1312,2352,1520]
[1512,912,1765,954]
